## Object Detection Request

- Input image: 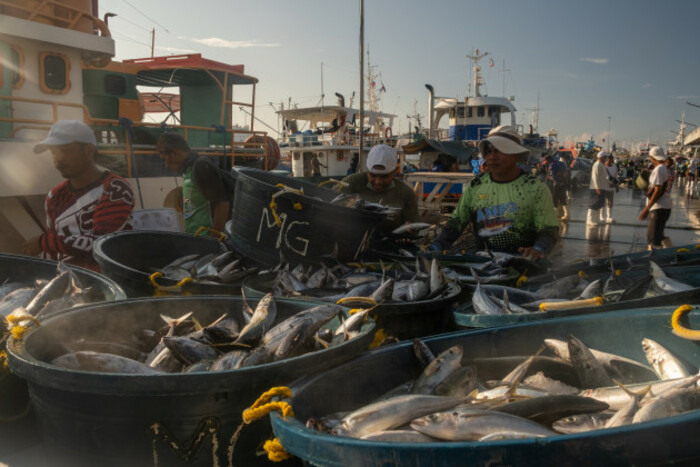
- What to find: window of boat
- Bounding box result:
[293,152,301,160]
[337,150,345,161]
[40,52,70,94]
[467,107,473,118]
[456,106,465,119]
[477,106,485,117]
[104,74,126,95]
[10,45,24,89]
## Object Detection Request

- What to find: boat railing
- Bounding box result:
[280,131,394,149]
[0,95,272,176]
[0,0,109,36]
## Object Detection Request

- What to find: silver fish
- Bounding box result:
[567,335,614,389]
[360,430,436,443]
[632,386,700,424]
[412,345,463,395]
[391,222,432,235]
[332,394,467,438]
[52,351,163,375]
[642,338,693,379]
[552,413,613,434]
[411,407,557,441]
[234,293,277,345]
[647,262,694,296]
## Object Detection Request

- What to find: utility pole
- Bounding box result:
[608,116,612,151]
[358,0,364,162]
[151,28,155,57]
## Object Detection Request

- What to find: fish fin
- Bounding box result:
[612,379,651,399]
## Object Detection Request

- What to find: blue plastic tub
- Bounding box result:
[270,307,700,466]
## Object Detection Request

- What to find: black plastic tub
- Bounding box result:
[0,253,126,459]
[229,167,385,267]
[243,271,461,341]
[270,307,700,467]
[6,296,375,467]
[93,230,247,297]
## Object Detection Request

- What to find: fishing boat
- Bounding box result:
[0,1,277,254]
[405,50,557,171]
[268,306,700,466]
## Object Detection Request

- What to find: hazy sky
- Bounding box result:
[100,0,700,150]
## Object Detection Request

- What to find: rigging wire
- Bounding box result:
[121,0,171,33]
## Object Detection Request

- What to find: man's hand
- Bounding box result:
[518,246,543,261]
[639,209,649,221]
[21,235,43,256]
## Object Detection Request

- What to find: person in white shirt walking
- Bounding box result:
[587,151,612,225]
[603,156,619,223]
[639,147,673,248]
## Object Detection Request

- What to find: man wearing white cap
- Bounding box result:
[587,150,612,225]
[21,120,135,270]
[639,147,672,248]
[429,126,559,260]
[339,144,419,233]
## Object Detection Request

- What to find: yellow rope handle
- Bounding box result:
[671,305,700,340]
[5,308,41,340]
[318,179,348,188]
[268,185,305,227]
[677,248,690,253]
[149,271,194,293]
[577,270,588,279]
[193,226,226,240]
[516,275,528,288]
[539,296,604,312]
[0,350,8,370]
[263,438,293,462]
[336,296,378,307]
[695,244,700,249]
[243,386,293,424]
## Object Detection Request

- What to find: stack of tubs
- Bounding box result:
[6,296,375,466]
[0,253,126,461]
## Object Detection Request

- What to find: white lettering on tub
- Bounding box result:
[285,220,310,256]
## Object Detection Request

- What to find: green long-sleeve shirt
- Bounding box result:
[437,171,559,254]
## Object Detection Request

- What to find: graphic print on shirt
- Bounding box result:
[475,201,518,237]
[107,178,135,205]
[54,185,103,253]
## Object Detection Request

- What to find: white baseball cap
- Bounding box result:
[597,150,611,159]
[366,144,398,174]
[649,146,666,161]
[478,125,530,163]
[34,120,97,154]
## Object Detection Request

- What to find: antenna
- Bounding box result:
[465,49,489,97]
[499,59,510,96]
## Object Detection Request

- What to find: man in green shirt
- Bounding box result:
[156,133,231,235]
[339,144,419,234]
[429,126,559,261]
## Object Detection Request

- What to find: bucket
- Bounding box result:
[0,253,126,458]
[93,231,247,297]
[270,307,700,466]
[229,167,385,267]
[129,208,182,232]
[6,296,375,466]
[243,271,461,340]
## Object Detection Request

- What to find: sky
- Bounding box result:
[100,0,700,151]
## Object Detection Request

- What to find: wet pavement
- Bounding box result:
[549,181,700,268]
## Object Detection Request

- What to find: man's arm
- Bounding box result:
[639,185,664,220]
[211,200,231,233]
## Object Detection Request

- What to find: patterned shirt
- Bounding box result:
[437,171,559,254]
[41,172,135,270]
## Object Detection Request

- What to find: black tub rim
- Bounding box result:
[232,166,387,223]
[93,230,222,278]
[0,252,126,300]
[6,296,375,396]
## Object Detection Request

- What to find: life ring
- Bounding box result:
[384,127,393,139]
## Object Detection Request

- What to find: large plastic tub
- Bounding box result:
[243,271,461,341]
[6,296,375,466]
[229,167,385,267]
[0,253,126,459]
[270,307,700,466]
[93,230,246,297]
[455,263,700,329]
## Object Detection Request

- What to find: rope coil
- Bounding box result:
[269,184,305,227]
[237,387,294,463]
[193,226,226,241]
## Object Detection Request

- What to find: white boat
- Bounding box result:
[277,62,397,178]
[0,1,275,253]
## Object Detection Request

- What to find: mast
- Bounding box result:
[465,49,489,97]
[359,0,364,159]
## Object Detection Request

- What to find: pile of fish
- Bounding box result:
[258,258,453,304]
[306,335,700,442]
[153,250,258,285]
[329,191,401,216]
[48,294,367,374]
[1,266,93,326]
[470,261,695,315]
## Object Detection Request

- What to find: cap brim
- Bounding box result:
[479,135,530,163]
[33,135,68,153]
